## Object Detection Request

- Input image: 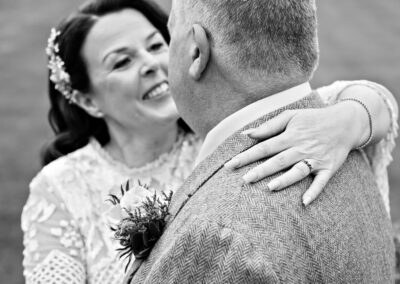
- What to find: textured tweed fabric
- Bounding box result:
[394,222,400,283]
[125,93,395,284]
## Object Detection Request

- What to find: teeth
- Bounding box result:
[145,83,169,100]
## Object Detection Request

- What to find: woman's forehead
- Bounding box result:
[83,9,159,65]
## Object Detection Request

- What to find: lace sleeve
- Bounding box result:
[21,171,86,283]
[316,80,399,215]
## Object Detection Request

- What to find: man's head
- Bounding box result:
[168,0,319,136]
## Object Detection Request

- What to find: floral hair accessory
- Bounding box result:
[108,180,173,270]
[46,28,78,104]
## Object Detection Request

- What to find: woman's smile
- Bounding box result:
[142,81,170,101]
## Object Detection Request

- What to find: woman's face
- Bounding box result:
[81,9,179,133]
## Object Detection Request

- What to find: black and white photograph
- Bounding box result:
[0,0,399,283]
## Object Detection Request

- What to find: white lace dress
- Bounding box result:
[21,81,398,284]
[22,132,202,284]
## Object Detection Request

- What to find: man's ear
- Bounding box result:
[188,24,210,81]
[74,92,104,118]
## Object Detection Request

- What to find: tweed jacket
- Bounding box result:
[125,93,395,283]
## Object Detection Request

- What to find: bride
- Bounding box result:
[21,0,398,283]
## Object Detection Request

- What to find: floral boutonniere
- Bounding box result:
[108,180,173,269]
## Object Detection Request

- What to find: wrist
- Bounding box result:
[338,99,372,149]
[325,102,359,151]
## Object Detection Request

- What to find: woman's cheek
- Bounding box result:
[157,52,169,74]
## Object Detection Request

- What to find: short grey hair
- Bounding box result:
[172,0,319,80]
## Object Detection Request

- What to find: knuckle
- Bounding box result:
[257,143,270,156]
[250,169,260,179]
[277,155,286,168]
[293,162,304,170]
[294,161,310,176]
[256,164,269,175]
[285,175,299,187]
[298,164,310,176]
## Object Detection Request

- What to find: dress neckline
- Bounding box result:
[89,131,186,175]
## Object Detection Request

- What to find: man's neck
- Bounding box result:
[198,80,308,138]
[195,82,312,165]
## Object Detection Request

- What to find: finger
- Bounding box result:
[242,148,301,184]
[267,161,312,191]
[225,133,290,169]
[242,110,296,140]
[302,170,332,206]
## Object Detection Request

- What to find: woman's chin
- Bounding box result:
[153,94,180,120]
[151,105,180,127]
[159,107,180,125]
[134,94,180,128]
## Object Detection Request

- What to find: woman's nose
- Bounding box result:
[139,52,160,77]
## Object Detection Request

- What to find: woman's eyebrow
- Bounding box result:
[146,30,160,41]
[102,47,130,64]
[102,30,160,64]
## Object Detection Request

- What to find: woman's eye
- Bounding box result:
[149,42,165,52]
[113,57,131,69]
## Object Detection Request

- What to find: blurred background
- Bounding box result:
[0,0,399,283]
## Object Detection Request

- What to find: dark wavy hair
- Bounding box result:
[42,0,190,165]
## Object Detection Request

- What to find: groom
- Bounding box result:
[125,0,395,282]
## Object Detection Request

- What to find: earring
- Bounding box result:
[94,111,104,118]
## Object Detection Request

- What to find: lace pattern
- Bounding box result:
[26,250,86,284]
[22,132,202,284]
[317,80,398,215]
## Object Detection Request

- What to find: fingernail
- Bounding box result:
[243,172,258,184]
[303,196,312,206]
[267,180,281,191]
[224,158,240,169]
[241,128,256,136]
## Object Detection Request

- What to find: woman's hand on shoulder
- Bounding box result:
[225,104,360,205]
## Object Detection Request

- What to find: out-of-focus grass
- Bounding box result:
[312,0,400,222]
[0,0,398,283]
